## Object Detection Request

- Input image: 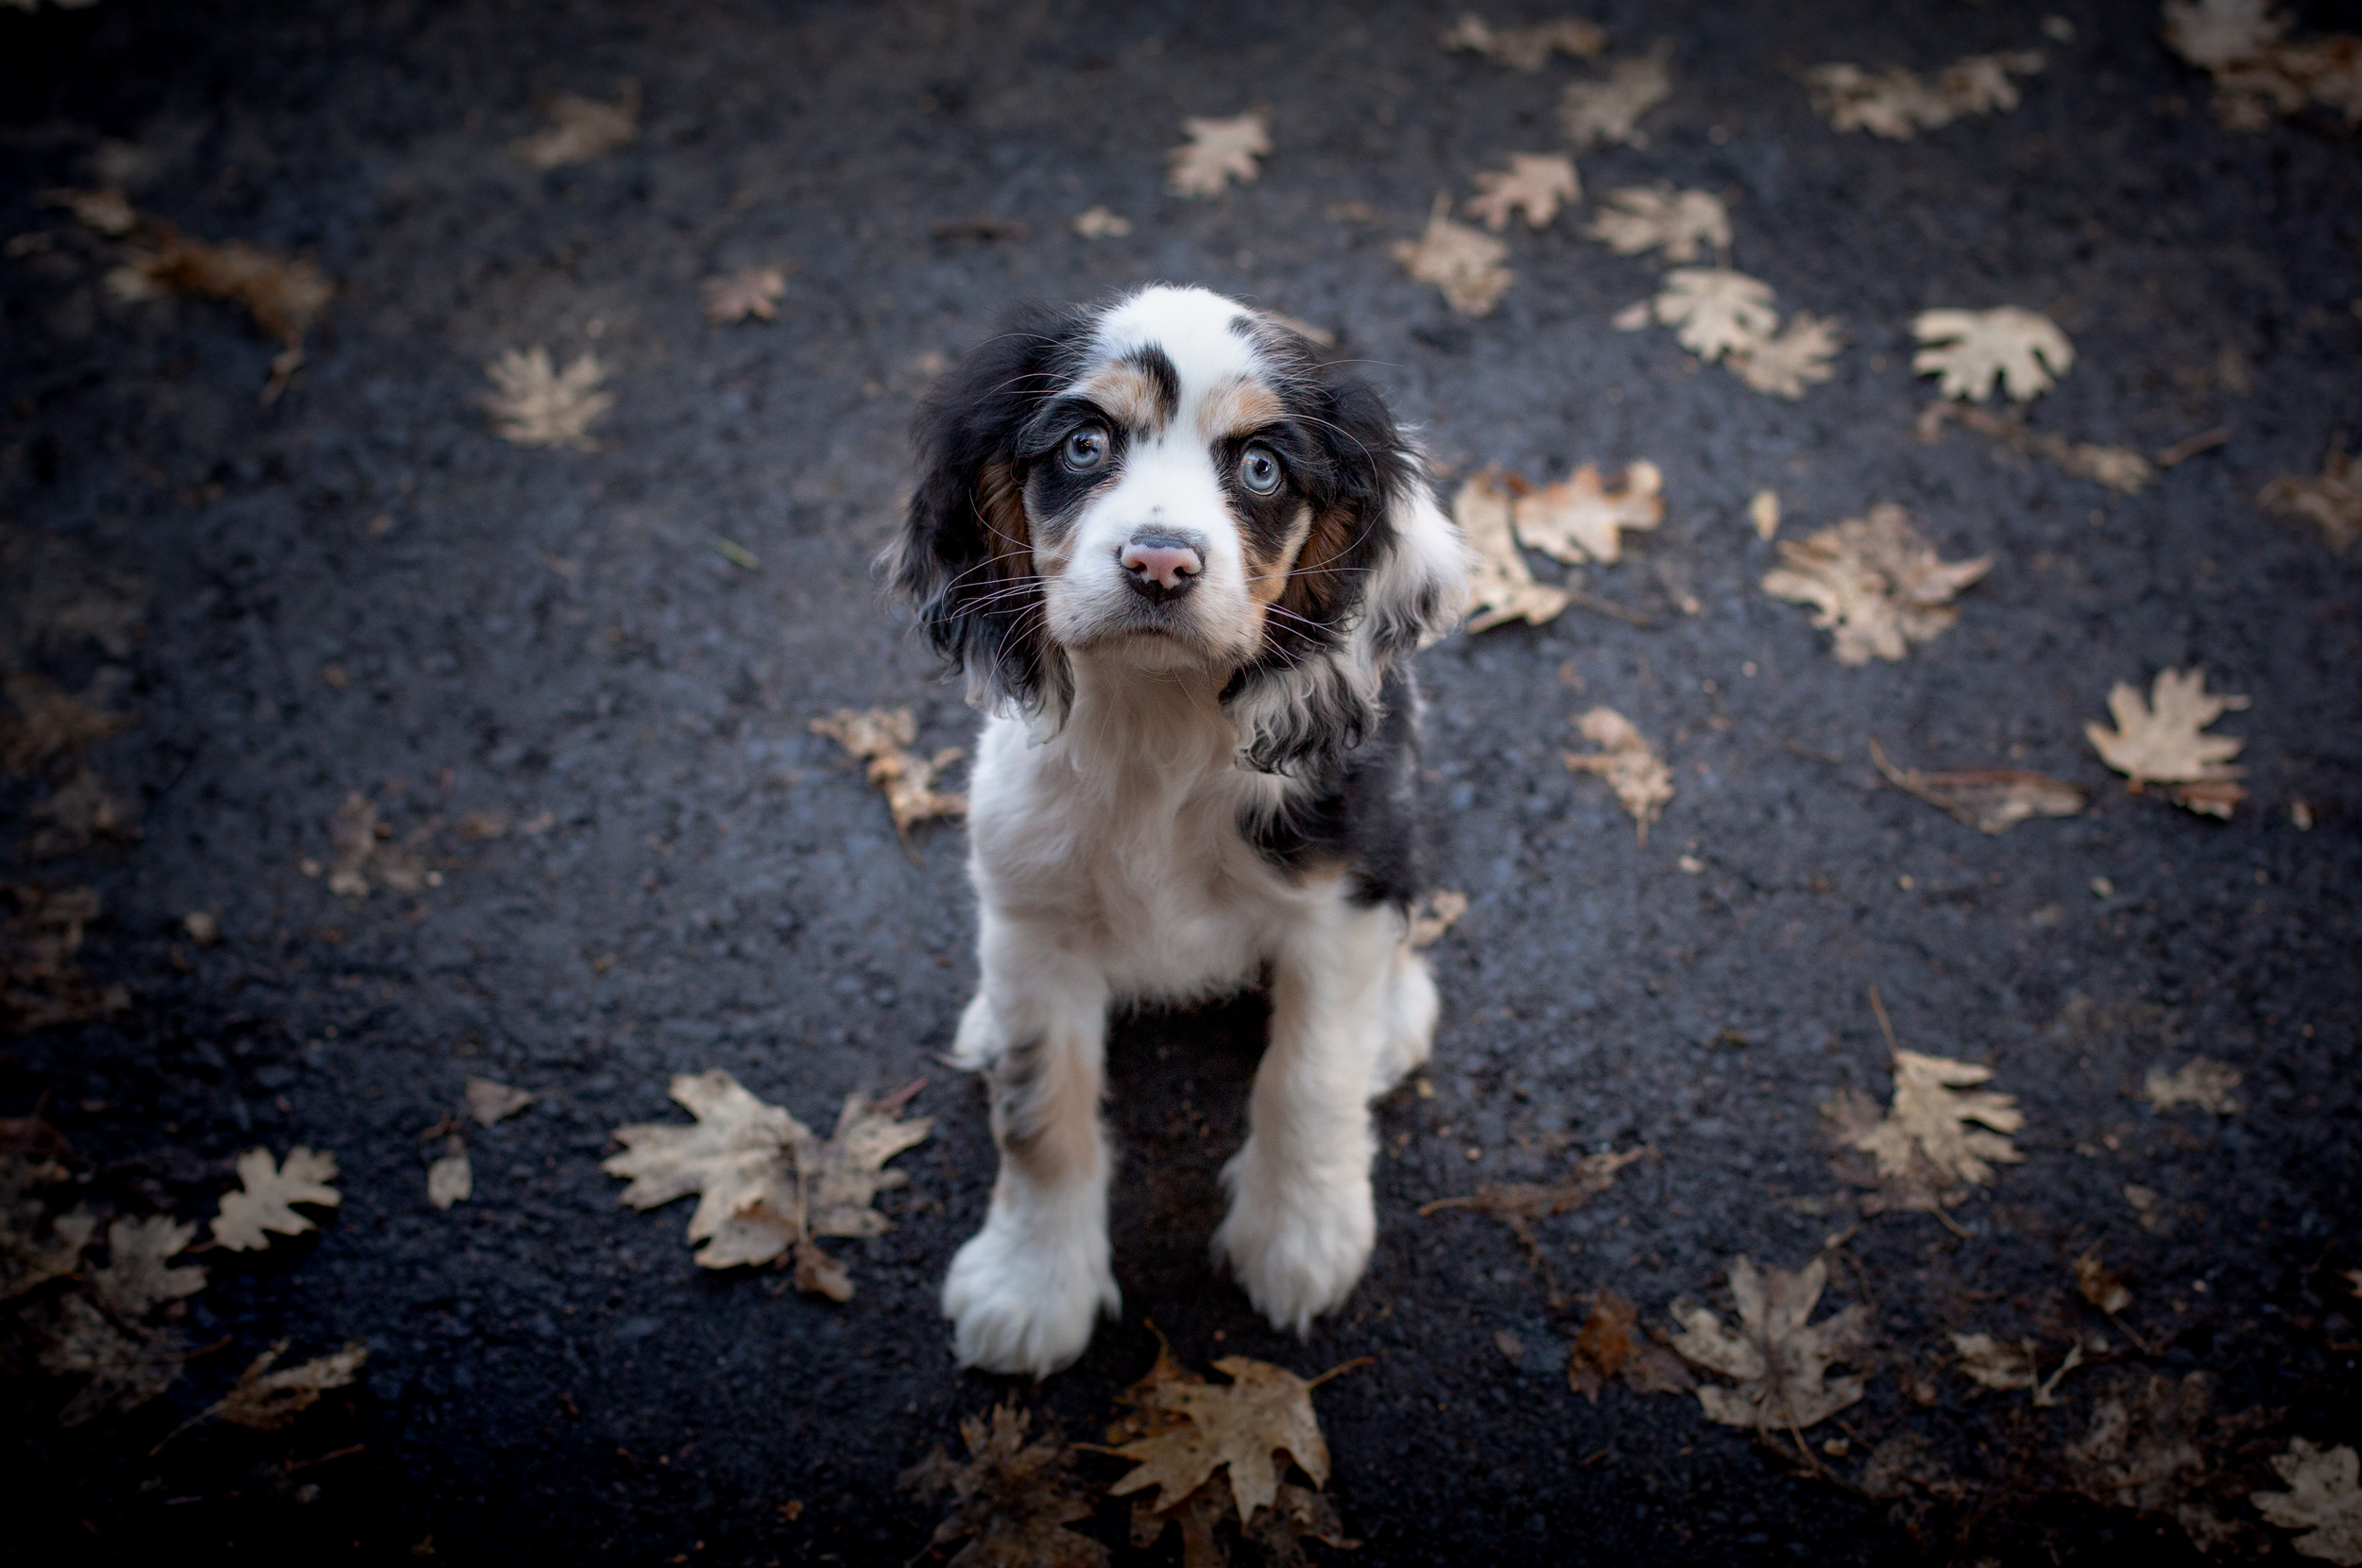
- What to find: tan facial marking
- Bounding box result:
[1197,376,1285,441]
[1243,503,1314,605]
[1075,365,1168,433]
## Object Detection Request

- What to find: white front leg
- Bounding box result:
[940,920,1119,1377]
[1212,899,1397,1334]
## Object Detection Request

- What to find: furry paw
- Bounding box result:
[1370,949,1439,1095]
[1211,1143,1376,1335]
[949,992,1004,1071]
[941,1208,1118,1378]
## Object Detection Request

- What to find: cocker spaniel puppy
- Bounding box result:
[893,284,1471,1376]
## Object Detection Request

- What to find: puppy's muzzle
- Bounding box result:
[1118,532,1206,604]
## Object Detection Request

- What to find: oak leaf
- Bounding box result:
[1168,113,1269,198]
[1823,1045,2022,1214]
[1652,268,1778,363]
[1869,738,2083,836]
[513,84,640,170]
[1952,1331,2038,1392]
[481,348,612,449]
[1440,14,1605,72]
[1913,307,2075,402]
[1807,52,2044,138]
[1513,460,1662,564]
[902,1403,1109,1568]
[1671,1255,1872,1433]
[2084,669,2248,818]
[1729,313,1842,400]
[1465,153,1580,231]
[1584,184,1728,263]
[91,1215,205,1318]
[2143,1059,2242,1115]
[206,1338,371,1429]
[465,1076,536,1126]
[699,266,785,325]
[1558,44,1672,149]
[212,1146,341,1252]
[1392,194,1512,315]
[1761,504,1990,666]
[1107,1355,1339,1525]
[811,707,967,845]
[1452,474,1568,632]
[2253,1439,2362,1566]
[1563,709,1671,843]
[2261,436,2362,554]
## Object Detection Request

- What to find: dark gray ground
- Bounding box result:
[4,0,2359,1561]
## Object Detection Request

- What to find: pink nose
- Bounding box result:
[1119,535,1204,594]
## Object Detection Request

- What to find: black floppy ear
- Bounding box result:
[890,308,1083,720]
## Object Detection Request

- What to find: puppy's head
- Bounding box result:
[895,284,1467,772]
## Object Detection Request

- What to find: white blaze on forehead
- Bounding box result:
[1080,285,1270,429]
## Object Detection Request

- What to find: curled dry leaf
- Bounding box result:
[207,1339,371,1430]
[699,265,785,325]
[1439,13,1606,72]
[1453,473,1569,633]
[427,1135,471,1211]
[1652,268,1777,363]
[1167,112,1269,197]
[1913,307,2075,402]
[1869,738,2084,836]
[1564,708,1672,843]
[1671,1254,1873,1434]
[1585,184,1728,263]
[1465,152,1580,232]
[481,348,613,449]
[2260,436,2362,554]
[810,707,967,844]
[1407,889,1467,948]
[2253,1438,2362,1566]
[1823,1045,2022,1215]
[1761,504,1991,666]
[2078,1249,2132,1316]
[901,1403,1110,1568]
[1392,194,1512,315]
[1559,44,1673,149]
[1108,1355,1341,1525]
[1749,489,1780,540]
[2084,669,2248,819]
[2143,1059,2243,1115]
[110,225,334,357]
[513,83,640,170]
[1729,314,1843,400]
[465,1076,536,1126]
[211,1146,342,1252]
[1513,460,1663,564]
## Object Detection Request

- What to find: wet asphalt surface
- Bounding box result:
[3,0,2359,1561]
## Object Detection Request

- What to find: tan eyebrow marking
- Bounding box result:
[1073,364,1170,433]
[1197,376,1285,440]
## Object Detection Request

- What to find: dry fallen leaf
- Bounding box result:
[211,1146,342,1252]
[91,1215,205,1318]
[2261,436,2362,554]
[1418,1147,1650,1224]
[1913,307,2075,402]
[1440,13,1605,71]
[23,766,140,860]
[1513,461,1663,564]
[1465,152,1580,232]
[2254,1438,2362,1566]
[481,348,612,450]
[40,1291,185,1425]
[1407,889,1467,948]
[2125,1181,2169,1236]
[1168,112,1269,197]
[2078,1249,2133,1316]
[1393,194,1513,315]
[1564,708,1672,843]
[427,1135,471,1211]
[699,266,785,325]
[902,1403,1109,1568]
[1918,401,2151,494]
[1565,1287,1694,1401]
[319,791,432,898]
[2084,669,2249,819]
[2143,1059,2243,1115]
[110,225,333,356]
[2067,1372,2213,1514]
[1952,1332,2039,1392]
[1453,473,1569,633]
[1585,184,1728,263]
[2165,0,2362,131]
[1823,1031,2023,1215]
[1749,489,1780,540]
[1761,504,1991,666]
[2,883,121,1036]
[1071,205,1132,239]
[464,1077,535,1126]
[2,1120,93,1302]
[1,673,126,776]
[1672,1254,1873,1434]
[1652,268,1778,363]
[513,83,640,170]
[810,707,967,845]
[1559,44,1672,149]
[1729,314,1843,400]
[1869,738,2084,836]
[206,1339,371,1430]
[1108,1355,1341,1525]
[1806,51,2044,138]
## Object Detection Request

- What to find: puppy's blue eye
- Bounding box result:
[1239,445,1282,495]
[1064,427,1109,471]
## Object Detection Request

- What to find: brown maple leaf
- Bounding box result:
[1513,460,1662,565]
[1465,153,1580,232]
[903,1403,1110,1568]
[1823,1016,2023,1217]
[1453,473,1568,633]
[153,1338,370,1453]
[2165,0,2362,130]
[1761,504,1991,666]
[699,265,786,325]
[211,1146,342,1252]
[1913,307,2075,402]
[481,348,613,449]
[2253,1438,2362,1566]
[1671,1254,1873,1434]
[513,82,641,170]
[1953,1332,2084,1406]
[2084,669,2248,819]
[1392,194,1512,315]
[1869,738,2084,836]
[1107,1355,1346,1525]
[1168,112,1269,198]
[1440,14,1606,72]
[2261,435,2362,554]
[1559,43,1672,149]
[1585,184,1728,263]
[1563,708,1672,843]
[811,707,967,848]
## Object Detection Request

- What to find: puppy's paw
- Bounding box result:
[949,992,1004,1071]
[1371,949,1440,1096]
[1211,1144,1376,1336]
[941,1212,1118,1378]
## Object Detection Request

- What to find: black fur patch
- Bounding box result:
[1244,666,1423,908]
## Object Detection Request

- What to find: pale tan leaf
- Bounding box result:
[2143,1059,2243,1115]
[2165,0,2290,71]
[1465,153,1580,232]
[1870,739,2084,835]
[513,84,640,170]
[799,1092,934,1242]
[427,1135,471,1210]
[699,266,785,325]
[603,1069,808,1268]
[1729,313,1842,399]
[1652,268,1778,363]
[211,1146,341,1252]
[2085,670,2249,811]
[1564,708,1672,843]
[1913,307,2075,402]
[1749,490,1781,540]
[465,1076,536,1126]
[1168,112,1269,198]
[207,1338,370,1429]
[1439,13,1605,71]
[1937,51,2047,115]
[1513,460,1663,564]
[481,348,612,449]
[1671,1255,1872,1432]
[811,707,967,844]
[1107,1355,1335,1524]
[115,227,333,349]
[1806,63,1953,138]
[1071,205,1132,239]
[1559,44,1672,149]
[1827,1046,2022,1214]
[902,1403,1110,1568]
[2261,438,2362,554]
[2253,1439,2362,1565]
[1585,184,1729,263]
[1952,1331,2038,1391]
[90,1215,204,1318]
[1761,505,1990,665]
[1392,194,1512,315]
[1453,474,1568,632]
